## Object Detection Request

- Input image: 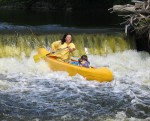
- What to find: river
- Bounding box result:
[0,9,150,121]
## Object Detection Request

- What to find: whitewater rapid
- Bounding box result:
[0,50,150,121]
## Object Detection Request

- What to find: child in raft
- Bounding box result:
[71,55,90,68]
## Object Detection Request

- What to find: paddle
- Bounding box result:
[33,47,68,63]
[33,53,60,63]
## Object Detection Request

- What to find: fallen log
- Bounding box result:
[112,4,150,14]
[109,0,150,53]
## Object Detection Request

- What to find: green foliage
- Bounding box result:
[0,0,132,10]
[112,0,131,4]
[135,18,150,34]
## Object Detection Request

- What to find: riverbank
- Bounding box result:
[0,0,130,11]
[0,1,51,11]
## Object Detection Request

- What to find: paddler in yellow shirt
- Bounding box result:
[51,33,76,61]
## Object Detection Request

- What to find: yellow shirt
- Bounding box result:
[51,40,76,61]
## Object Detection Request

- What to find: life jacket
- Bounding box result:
[81,61,90,68]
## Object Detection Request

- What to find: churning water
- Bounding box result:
[0,50,150,121]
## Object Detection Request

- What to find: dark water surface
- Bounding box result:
[0,9,123,34]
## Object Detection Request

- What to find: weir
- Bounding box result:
[0,33,135,58]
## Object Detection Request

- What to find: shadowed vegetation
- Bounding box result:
[0,0,131,10]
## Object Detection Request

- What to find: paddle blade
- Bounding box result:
[33,54,43,63]
[33,53,48,63]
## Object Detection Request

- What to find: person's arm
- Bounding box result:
[51,40,61,52]
[68,43,76,52]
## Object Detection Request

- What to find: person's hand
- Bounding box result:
[46,53,50,56]
[51,51,55,54]
[50,49,55,54]
[67,46,72,52]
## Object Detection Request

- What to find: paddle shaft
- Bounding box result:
[46,47,68,56]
